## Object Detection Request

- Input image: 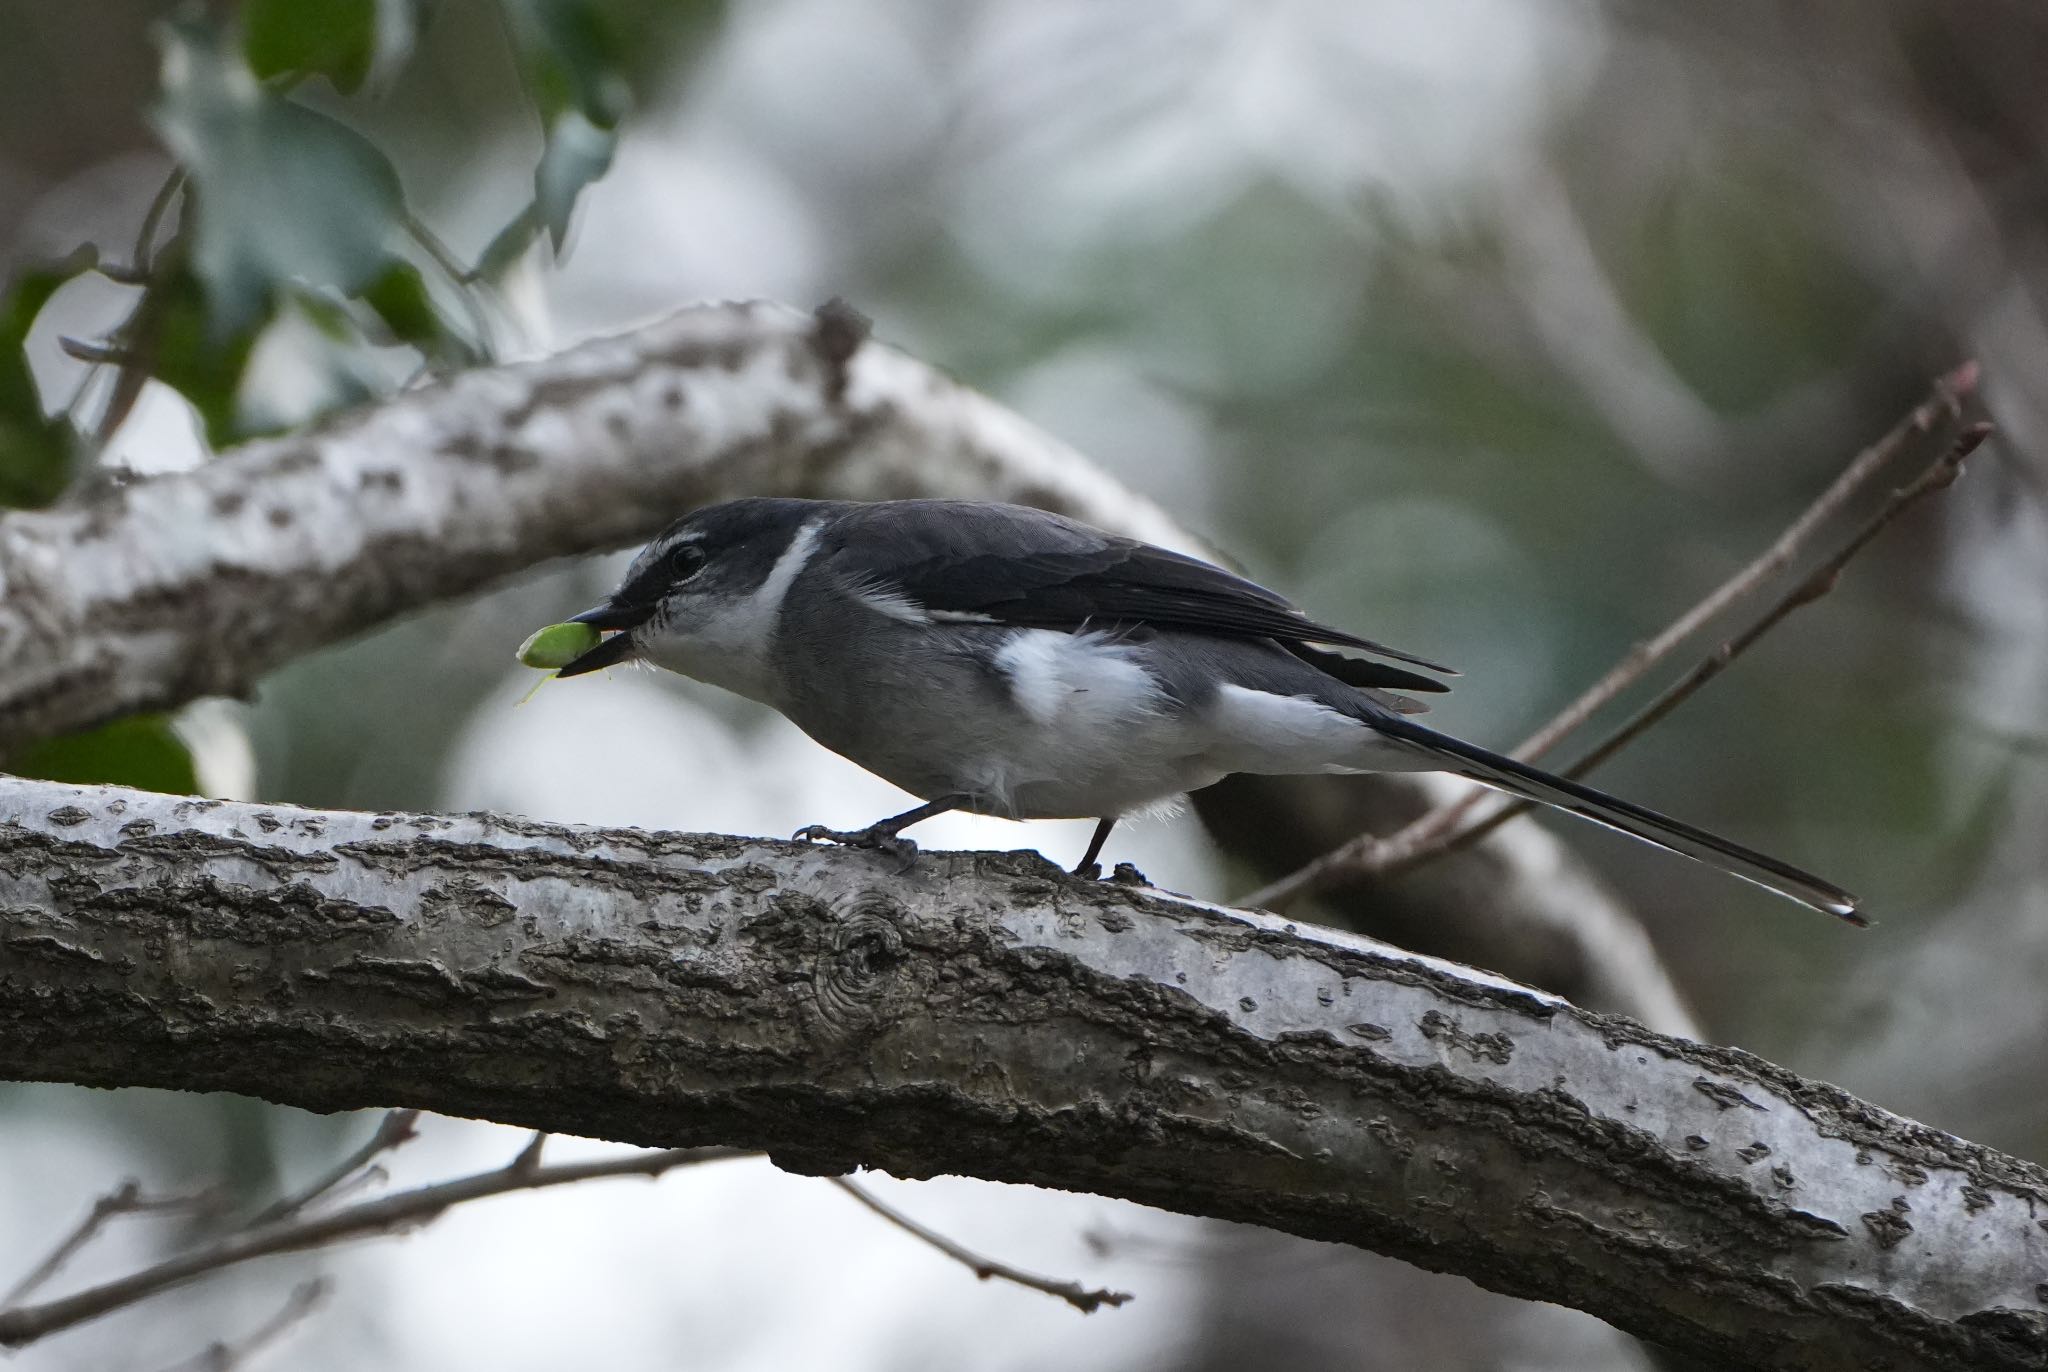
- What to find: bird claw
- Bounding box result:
[792,823,920,867]
[1071,860,1103,880]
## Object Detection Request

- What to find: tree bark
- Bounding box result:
[0,299,1189,754]
[1,776,2042,1372]
[0,298,1694,1029]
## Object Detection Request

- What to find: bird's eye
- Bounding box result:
[667,544,706,581]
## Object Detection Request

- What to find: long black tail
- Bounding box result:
[1371,716,1862,924]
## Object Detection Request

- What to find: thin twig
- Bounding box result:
[510,1131,549,1177]
[827,1176,1131,1314]
[148,1278,329,1372]
[398,213,499,357]
[73,171,191,445]
[0,1145,753,1349]
[57,335,131,365]
[314,1163,391,1210]
[3,1180,223,1306]
[1389,420,1994,877]
[89,243,180,451]
[1242,365,1982,912]
[241,1109,421,1228]
[133,170,188,278]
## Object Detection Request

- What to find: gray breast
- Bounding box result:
[769,570,1027,804]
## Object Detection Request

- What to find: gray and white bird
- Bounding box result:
[557,497,1859,922]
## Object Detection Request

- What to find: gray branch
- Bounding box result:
[0,296,1693,1029]
[0,777,2042,1371]
[0,299,1188,753]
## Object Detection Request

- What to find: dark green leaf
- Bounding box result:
[0,417,78,509]
[152,265,265,448]
[152,22,406,333]
[534,110,617,249]
[0,247,93,509]
[504,0,631,127]
[366,259,477,362]
[244,0,377,92]
[11,715,200,795]
[497,0,631,257]
[361,260,437,346]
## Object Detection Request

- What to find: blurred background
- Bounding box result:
[1,1,2041,1368]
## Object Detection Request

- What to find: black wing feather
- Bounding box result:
[823,501,1455,691]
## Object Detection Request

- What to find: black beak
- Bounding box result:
[554,600,652,678]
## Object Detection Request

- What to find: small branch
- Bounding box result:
[241,1109,420,1228]
[510,1131,549,1178]
[65,171,192,449]
[132,170,187,278]
[0,1144,752,1349]
[311,1163,391,1210]
[1242,365,1982,912]
[3,1180,223,1306]
[1392,419,1993,875]
[88,250,179,450]
[828,1177,1131,1315]
[398,212,500,357]
[57,335,132,365]
[148,1278,329,1372]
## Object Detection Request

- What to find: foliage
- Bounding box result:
[9,717,202,796]
[0,0,641,795]
[0,248,92,509]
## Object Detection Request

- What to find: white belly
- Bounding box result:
[938,631,1416,819]
[962,630,1218,817]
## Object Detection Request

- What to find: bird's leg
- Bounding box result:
[1072,816,1118,879]
[793,795,967,865]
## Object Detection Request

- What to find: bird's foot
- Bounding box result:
[1071,859,1148,885]
[792,822,920,867]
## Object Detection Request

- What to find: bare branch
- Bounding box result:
[56,335,131,365]
[828,1177,1130,1314]
[0,776,2042,1371]
[131,169,187,279]
[242,1109,420,1228]
[4,1179,223,1306]
[0,1134,751,1349]
[1242,366,1984,912]
[147,1278,329,1372]
[1394,420,1994,877]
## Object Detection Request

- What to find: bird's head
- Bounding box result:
[555,498,824,699]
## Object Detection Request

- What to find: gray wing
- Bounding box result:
[817,500,1454,694]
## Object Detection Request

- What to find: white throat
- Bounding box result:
[639,519,822,704]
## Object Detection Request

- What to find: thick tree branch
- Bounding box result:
[0,777,2042,1371]
[0,296,1691,1035]
[0,299,1190,753]
[1195,771,1703,1034]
